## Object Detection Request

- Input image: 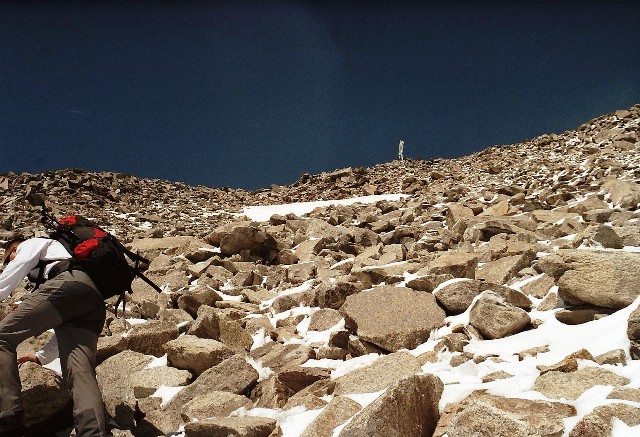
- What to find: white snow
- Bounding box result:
[292,319,346,347]
[231,405,324,436]
[303,353,382,379]
[260,281,314,310]
[145,354,168,369]
[120,318,148,337]
[245,355,274,382]
[250,327,273,351]
[212,288,244,302]
[329,257,356,270]
[612,418,640,437]
[152,385,186,408]
[242,194,408,222]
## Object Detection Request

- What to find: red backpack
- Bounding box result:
[41,211,162,308]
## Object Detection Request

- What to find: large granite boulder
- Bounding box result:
[334,352,422,395]
[126,320,180,357]
[300,396,361,437]
[217,225,279,259]
[603,180,640,209]
[165,335,235,376]
[434,279,531,314]
[96,350,153,429]
[469,291,531,339]
[340,286,446,351]
[339,374,443,437]
[569,403,640,437]
[19,363,71,430]
[181,391,253,423]
[434,392,576,437]
[534,367,630,400]
[537,250,640,309]
[183,416,277,437]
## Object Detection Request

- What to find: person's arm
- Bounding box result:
[0,239,50,300]
[34,335,59,365]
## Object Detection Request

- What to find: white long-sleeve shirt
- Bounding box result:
[0,238,71,301]
[0,238,71,364]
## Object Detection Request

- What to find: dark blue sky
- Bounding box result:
[1,2,638,190]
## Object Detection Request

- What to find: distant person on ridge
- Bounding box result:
[0,236,107,437]
[398,139,404,161]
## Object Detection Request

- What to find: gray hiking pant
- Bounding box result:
[0,270,107,437]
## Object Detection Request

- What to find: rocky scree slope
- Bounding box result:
[0,103,639,437]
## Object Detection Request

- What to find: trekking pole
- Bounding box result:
[134,269,163,293]
[40,207,81,245]
[40,206,61,230]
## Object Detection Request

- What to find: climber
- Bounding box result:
[0,236,108,437]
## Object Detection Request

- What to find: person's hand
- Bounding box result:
[17,354,41,365]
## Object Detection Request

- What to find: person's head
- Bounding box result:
[2,237,25,266]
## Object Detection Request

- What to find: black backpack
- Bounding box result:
[40,209,162,312]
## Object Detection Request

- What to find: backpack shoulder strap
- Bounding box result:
[28,258,71,290]
[28,260,50,290]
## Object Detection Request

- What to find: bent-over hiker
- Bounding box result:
[0,236,107,437]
